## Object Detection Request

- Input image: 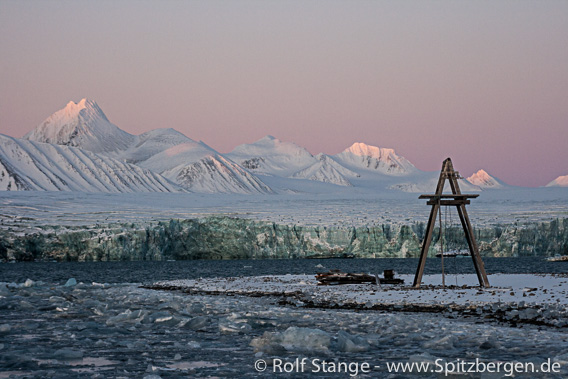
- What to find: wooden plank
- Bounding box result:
[426,200,470,206]
[412,203,439,287]
[456,204,490,287]
[419,194,479,199]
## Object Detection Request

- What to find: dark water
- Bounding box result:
[1,257,566,285]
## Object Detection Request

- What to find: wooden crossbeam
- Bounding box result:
[426,200,470,206]
[419,194,479,199]
[412,158,490,288]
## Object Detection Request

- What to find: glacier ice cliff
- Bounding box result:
[0,217,566,262]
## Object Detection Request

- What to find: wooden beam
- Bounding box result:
[455,204,490,287]
[419,194,479,199]
[412,203,439,287]
[426,200,470,206]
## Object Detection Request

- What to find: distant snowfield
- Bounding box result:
[1,187,567,232]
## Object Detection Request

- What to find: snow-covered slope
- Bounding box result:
[227,136,316,176]
[389,176,482,193]
[466,169,504,189]
[135,141,272,194]
[291,154,359,186]
[333,143,416,175]
[0,134,179,192]
[119,128,194,164]
[134,139,218,174]
[546,175,568,187]
[162,154,273,194]
[24,99,135,154]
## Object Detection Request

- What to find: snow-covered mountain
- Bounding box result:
[466,169,503,189]
[129,138,272,194]
[291,154,359,186]
[333,143,416,175]
[546,175,568,187]
[227,136,317,176]
[0,134,179,192]
[20,99,271,194]
[164,154,273,194]
[133,139,217,174]
[118,128,195,164]
[24,99,135,154]
[5,98,519,195]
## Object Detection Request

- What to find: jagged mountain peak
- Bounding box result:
[334,142,416,175]
[546,174,568,188]
[466,169,503,189]
[344,142,396,159]
[65,98,107,119]
[291,153,359,186]
[24,98,134,154]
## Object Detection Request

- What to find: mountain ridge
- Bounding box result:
[3,98,518,194]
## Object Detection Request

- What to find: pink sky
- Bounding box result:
[1,1,567,187]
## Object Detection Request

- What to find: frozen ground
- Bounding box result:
[1,276,568,378]
[1,187,567,233]
[153,273,568,328]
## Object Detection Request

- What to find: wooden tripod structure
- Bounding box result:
[412,158,490,288]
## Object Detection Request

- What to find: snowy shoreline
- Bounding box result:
[149,273,568,328]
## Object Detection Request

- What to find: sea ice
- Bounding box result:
[218,318,252,334]
[182,316,210,331]
[0,284,11,297]
[53,348,83,360]
[336,330,370,352]
[64,278,77,287]
[251,326,331,354]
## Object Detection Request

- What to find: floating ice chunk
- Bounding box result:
[18,300,35,310]
[187,341,201,349]
[518,308,539,321]
[149,311,172,323]
[187,303,206,314]
[48,296,66,303]
[64,278,77,287]
[251,327,330,354]
[54,348,83,360]
[0,284,11,297]
[218,318,252,334]
[282,327,330,352]
[181,316,210,331]
[0,324,11,333]
[23,279,34,288]
[423,335,455,350]
[553,352,568,365]
[106,309,146,325]
[174,353,182,360]
[336,330,370,352]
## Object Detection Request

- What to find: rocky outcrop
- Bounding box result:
[1,217,566,262]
